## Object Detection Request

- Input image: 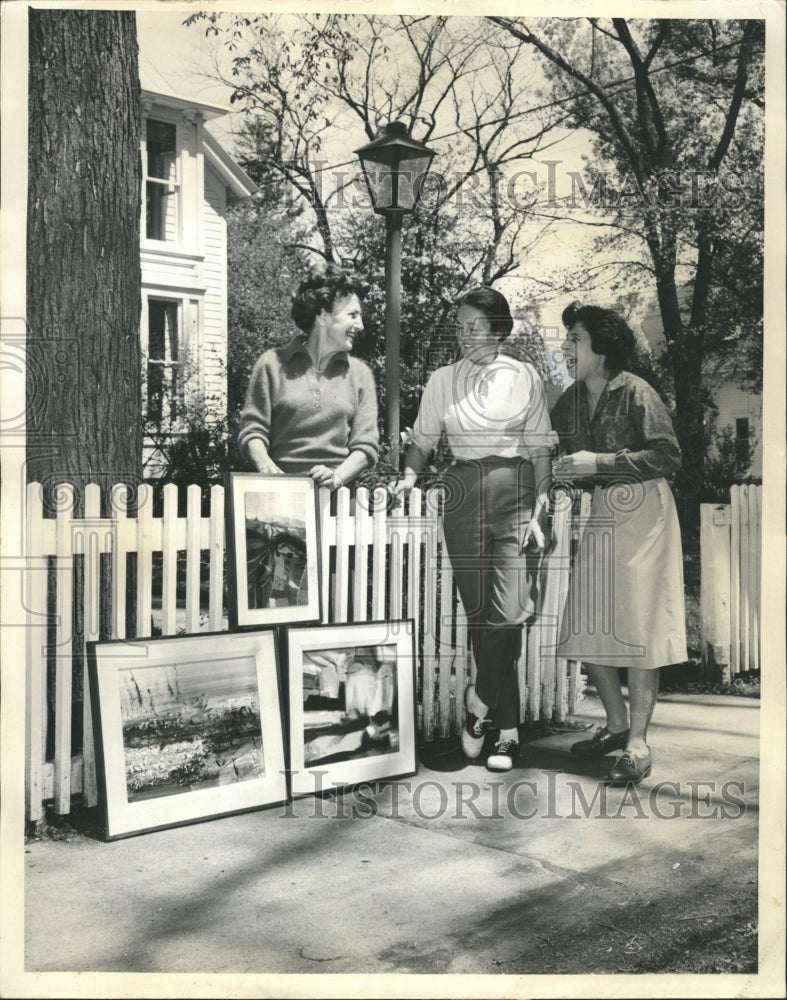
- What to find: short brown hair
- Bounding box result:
[456,286,514,339]
[291,264,366,333]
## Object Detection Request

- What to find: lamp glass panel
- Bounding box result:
[393,154,432,210]
[363,164,394,210]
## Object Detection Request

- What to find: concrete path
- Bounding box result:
[24,692,759,976]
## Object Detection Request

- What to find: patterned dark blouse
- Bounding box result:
[549,370,681,485]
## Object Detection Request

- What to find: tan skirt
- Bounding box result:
[557,478,688,669]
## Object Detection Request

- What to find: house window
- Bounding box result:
[735,417,750,469]
[145,119,179,242]
[147,299,180,424]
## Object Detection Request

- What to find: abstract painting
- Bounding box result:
[286,620,417,797]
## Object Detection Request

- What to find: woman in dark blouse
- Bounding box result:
[551,303,687,786]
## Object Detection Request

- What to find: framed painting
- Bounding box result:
[88,630,287,840]
[226,472,321,629]
[285,620,417,797]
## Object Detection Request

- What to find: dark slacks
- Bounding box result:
[441,457,538,730]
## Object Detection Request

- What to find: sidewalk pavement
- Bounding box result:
[24,692,759,976]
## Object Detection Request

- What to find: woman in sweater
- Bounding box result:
[551,302,687,786]
[393,286,554,772]
[237,266,379,490]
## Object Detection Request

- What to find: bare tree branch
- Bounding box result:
[488,16,647,186]
[612,19,670,160]
[708,20,756,171]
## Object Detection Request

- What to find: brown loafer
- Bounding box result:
[570,726,629,757]
[607,748,653,786]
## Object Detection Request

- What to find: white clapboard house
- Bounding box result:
[140,69,256,472]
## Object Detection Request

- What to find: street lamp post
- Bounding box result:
[384,211,402,465]
[355,122,437,470]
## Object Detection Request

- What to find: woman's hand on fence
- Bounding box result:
[310,465,343,491]
[553,450,598,478]
[390,474,416,501]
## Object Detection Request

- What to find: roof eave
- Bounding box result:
[203,133,257,200]
[141,88,232,122]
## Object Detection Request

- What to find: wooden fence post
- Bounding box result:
[422,488,439,742]
[334,486,353,623]
[541,487,574,724]
[161,483,178,635]
[185,484,202,634]
[353,487,371,623]
[700,503,731,682]
[405,489,423,736]
[729,486,741,676]
[318,486,332,623]
[79,484,103,807]
[739,485,750,673]
[748,485,761,673]
[208,484,224,632]
[135,484,154,638]
[53,484,75,813]
[370,488,387,621]
[109,484,131,641]
[25,483,48,824]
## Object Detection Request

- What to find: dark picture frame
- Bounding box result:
[226,473,321,629]
[285,619,417,797]
[88,630,287,840]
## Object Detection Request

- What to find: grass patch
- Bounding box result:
[661,663,760,698]
[25,801,104,843]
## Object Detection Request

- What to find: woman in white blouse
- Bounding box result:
[393,287,553,771]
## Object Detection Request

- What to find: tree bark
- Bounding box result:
[670,334,705,521]
[27,9,142,512]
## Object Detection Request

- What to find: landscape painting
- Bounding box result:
[287,620,417,797]
[89,631,287,839]
[119,655,265,802]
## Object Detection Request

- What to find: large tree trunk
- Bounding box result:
[670,335,705,516]
[653,248,705,515]
[27,9,142,512]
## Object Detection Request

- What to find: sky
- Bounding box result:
[134,9,655,346]
[137,9,238,139]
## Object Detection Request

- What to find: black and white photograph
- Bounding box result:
[0,1,784,998]
[227,472,321,627]
[286,620,417,796]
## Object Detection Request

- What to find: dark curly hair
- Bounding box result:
[561,301,635,371]
[290,264,366,334]
[456,285,514,340]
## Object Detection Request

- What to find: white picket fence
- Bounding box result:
[700,484,762,678]
[24,480,586,822]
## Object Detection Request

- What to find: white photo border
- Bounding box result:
[226,472,322,629]
[88,630,287,840]
[286,619,418,798]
